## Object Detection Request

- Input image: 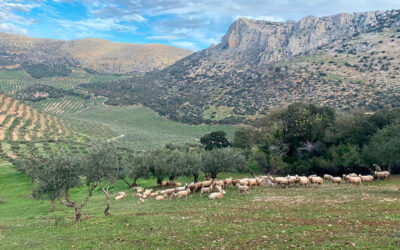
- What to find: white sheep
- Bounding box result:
[359,175,374,182]
[208,189,225,200]
[348,176,362,185]
[224,177,233,187]
[309,176,323,185]
[134,187,144,193]
[200,186,213,196]
[374,171,390,180]
[201,178,214,188]
[177,189,191,199]
[235,183,249,194]
[115,192,126,200]
[143,189,152,196]
[330,177,342,185]
[156,194,167,201]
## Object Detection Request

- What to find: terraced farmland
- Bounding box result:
[0,69,123,114]
[0,94,118,160]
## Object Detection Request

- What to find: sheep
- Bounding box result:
[139,198,145,203]
[324,174,333,180]
[348,176,362,185]
[161,181,168,187]
[247,178,258,188]
[309,176,323,185]
[349,173,358,177]
[175,182,182,187]
[163,188,176,195]
[208,189,225,200]
[134,187,144,193]
[255,177,263,185]
[177,189,191,199]
[359,175,374,182]
[175,184,188,192]
[239,178,249,186]
[273,177,290,188]
[224,177,233,187]
[135,193,143,198]
[200,186,213,196]
[213,180,225,188]
[374,171,390,180]
[156,194,167,201]
[150,191,160,197]
[201,178,213,188]
[236,183,249,194]
[143,189,152,196]
[330,177,342,185]
[343,174,350,183]
[287,175,299,186]
[171,192,177,199]
[115,192,126,200]
[297,176,310,187]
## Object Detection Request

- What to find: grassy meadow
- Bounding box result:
[1,162,399,249]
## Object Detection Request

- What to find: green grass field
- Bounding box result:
[72,106,237,151]
[1,162,399,249]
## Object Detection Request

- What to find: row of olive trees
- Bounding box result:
[15,143,248,222]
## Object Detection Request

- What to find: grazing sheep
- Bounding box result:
[297,176,310,187]
[359,175,374,182]
[273,177,290,188]
[115,192,126,201]
[201,178,213,188]
[213,180,225,188]
[161,181,168,187]
[374,171,390,180]
[255,177,263,185]
[224,177,233,187]
[177,189,191,199]
[330,177,342,185]
[324,174,333,180]
[349,173,358,177]
[208,189,226,200]
[348,176,362,185]
[247,178,258,188]
[175,182,182,187]
[135,193,143,198]
[143,189,153,196]
[236,183,249,194]
[309,176,323,185]
[175,184,188,192]
[171,192,177,199]
[200,186,213,196]
[135,187,144,193]
[164,188,176,195]
[287,175,299,186]
[239,178,249,186]
[156,194,167,201]
[139,198,145,203]
[150,191,160,197]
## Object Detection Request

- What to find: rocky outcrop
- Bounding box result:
[214,10,400,65]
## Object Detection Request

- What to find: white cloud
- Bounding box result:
[236,15,285,22]
[171,41,199,51]
[57,18,137,33]
[0,22,27,34]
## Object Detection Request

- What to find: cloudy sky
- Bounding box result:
[1,0,400,51]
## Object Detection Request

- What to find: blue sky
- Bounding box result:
[1,0,400,51]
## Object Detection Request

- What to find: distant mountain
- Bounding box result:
[0,33,192,74]
[83,9,400,124]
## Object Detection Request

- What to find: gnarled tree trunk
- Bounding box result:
[100,182,111,216]
[50,198,55,212]
[193,173,199,183]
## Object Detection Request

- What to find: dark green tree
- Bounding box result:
[200,131,231,150]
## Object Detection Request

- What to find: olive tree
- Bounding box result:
[202,147,248,179]
[121,152,150,188]
[84,143,122,216]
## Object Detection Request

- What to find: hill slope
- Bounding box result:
[0,33,192,74]
[83,9,400,124]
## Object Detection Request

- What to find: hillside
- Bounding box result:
[0,33,192,74]
[0,93,117,159]
[83,9,400,124]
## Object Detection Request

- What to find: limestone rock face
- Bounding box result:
[214,10,400,65]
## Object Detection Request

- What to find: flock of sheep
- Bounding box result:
[114,170,391,202]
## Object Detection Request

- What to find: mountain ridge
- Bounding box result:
[82,9,400,124]
[0,32,192,74]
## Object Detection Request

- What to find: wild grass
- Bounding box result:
[1,162,399,249]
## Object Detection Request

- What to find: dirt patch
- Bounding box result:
[133,211,200,217]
